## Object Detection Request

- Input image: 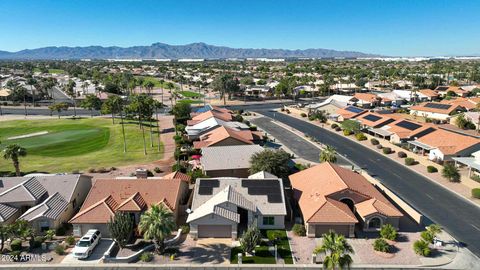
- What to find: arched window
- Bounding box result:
[368,217,382,229]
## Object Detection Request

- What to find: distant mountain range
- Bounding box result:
[0,42,379,60]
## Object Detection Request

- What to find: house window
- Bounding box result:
[39,221,50,232]
[263,216,275,226]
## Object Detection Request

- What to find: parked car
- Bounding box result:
[72,229,101,259]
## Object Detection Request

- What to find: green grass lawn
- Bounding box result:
[33,68,65,74]
[135,76,177,89]
[230,230,293,264]
[0,118,163,174]
[176,99,203,105]
[177,90,204,98]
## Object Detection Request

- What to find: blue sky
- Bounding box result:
[0,0,479,56]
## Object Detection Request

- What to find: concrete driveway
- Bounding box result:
[61,239,113,265]
[190,238,232,264]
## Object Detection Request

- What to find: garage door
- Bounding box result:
[198,225,232,238]
[315,225,350,237]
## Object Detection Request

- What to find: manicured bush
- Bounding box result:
[292,224,306,236]
[472,188,480,199]
[180,224,190,234]
[355,133,367,141]
[335,127,342,132]
[32,236,44,249]
[286,109,290,114]
[376,144,383,149]
[331,123,338,129]
[380,224,397,241]
[249,125,258,131]
[397,151,407,158]
[300,113,307,117]
[10,239,22,251]
[55,245,65,255]
[421,230,434,243]
[413,240,431,257]
[343,129,352,136]
[405,157,415,166]
[140,252,154,262]
[382,147,392,154]
[45,229,55,240]
[65,235,76,246]
[55,226,66,236]
[427,166,438,173]
[373,238,390,253]
[153,167,162,173]
[308,115,316,121]
[442,164,460,182]
[370,138,379,145]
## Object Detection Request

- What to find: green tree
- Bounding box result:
[341,120,361,133]
[138,204,176,254]
[102,95,127,152]
[3,144,27,176]
[249,149,291,178]
[172,102,191,123]
[107,212,134,249]
[144,81,155,94]
[239,226,261,255]
[80,94,102,117]
[413,240,431,257]
[127,94,155,155]
[442,164,460,182]
[373,238,390,253]
[313,230,354,270]
[320,145,337,163]
[48,102,69,119]
[212,74,240,105]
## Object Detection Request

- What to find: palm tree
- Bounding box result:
[442,164,460,182]
[320,145,337,163]
[3,144,27,176]
[138,204,176,254]
[314,230,354,270]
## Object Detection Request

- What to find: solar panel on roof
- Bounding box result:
[424,103,451,110]
[437,86,449,91]
[413,127,436,138]
[345,106,364,113]
[199,179,220,188]
[241,180,282,203]
[396,120,421,131]
[363,114,382,122]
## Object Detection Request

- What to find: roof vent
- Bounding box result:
[135,169,148,179]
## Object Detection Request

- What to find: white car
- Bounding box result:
[72,230,101,259]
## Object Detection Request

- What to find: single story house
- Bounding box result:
[290,163,403,238]
[408,129,480,161]
[353,93,382,108]
[0,175,92,233]
[200,144,264,178]
[193,126,257,149]
[381,119,437,144]
[435,86,469,97]
[69,179,188,237]
[187,172,286,239]
[409,102,466,120]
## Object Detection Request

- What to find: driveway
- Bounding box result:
[189,238,232,264]
[61,239,113,265]
[253,109,480,257]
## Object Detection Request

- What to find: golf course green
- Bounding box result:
[0,118,163,174]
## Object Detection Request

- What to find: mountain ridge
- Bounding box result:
[0,42,380,60]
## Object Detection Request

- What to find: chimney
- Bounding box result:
[135,169,148,179]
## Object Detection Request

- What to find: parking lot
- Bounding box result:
[61,239,113,265]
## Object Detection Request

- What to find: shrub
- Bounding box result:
[380,224,397,241]
[9,250,21,261]
[55,245,65,255]
[300,113,307,117]
[10,239,22,251]
[382,147,392,154]
[171,163,187,173]
[292,224,306,236]
[421,231,434,243]
[286,109,290,114]
[471,174,480,183]
[331,123,338,129]
[376,144,383,149]
[397,151,407,158]
[355,133,367,141]
[373,238,390,253]
[153,167,162,173]
[472,188,480,199]
[343,129,352,136]
[180,225,190,234]
[88,168,96,173]
[45,229,55,240]
[96,167,108,173]
[32,236,44,249]
[55,226,66,236]
[413,240,431,257]
[427,166,438,173]
[308,115,316,121]
[442,164,460,182]
[335,127,342,132]
[240,226,261,254]
[249,125,258,131]
[140,252,154,262]
[370,138,379,145]
[65,235,76,246]
[405,157,415,166]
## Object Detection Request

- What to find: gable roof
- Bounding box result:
[200,144,264,171]
[441,98,479,111]
[356,198,403,218]
[383,119,436,140]
[188,110,233,125]
[19,192,69,221]
[70,179,184,224]
[162,171,191,182]
[354,93,380,103]
[355,112,395,128]
[410,102,463,114]
[416,129,480,155]
[289,163,402,223]
[419,89,439,98]
[307,197,358,223]
[0,177,47,204]
[0,203,19,223]
[193,126,254,148]
[336,106,367,120]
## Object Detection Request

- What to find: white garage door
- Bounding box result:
[198,225,232,238]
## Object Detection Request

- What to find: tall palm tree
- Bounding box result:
[138,204,176,254]
[320,145,337,163]
[314,230,354,270]
[3,144,27,176]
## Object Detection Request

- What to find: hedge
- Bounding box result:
[472,188,480,199]
[427,166,438,173]
[370,138,379,145]
[343,129,353,136]
[405,157,415,166]
[292,224,306,236]
[382,147,392,154]
[355,133,367,141]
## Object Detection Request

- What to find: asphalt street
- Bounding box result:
[254,109,480,257]
[251,116,351,167]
